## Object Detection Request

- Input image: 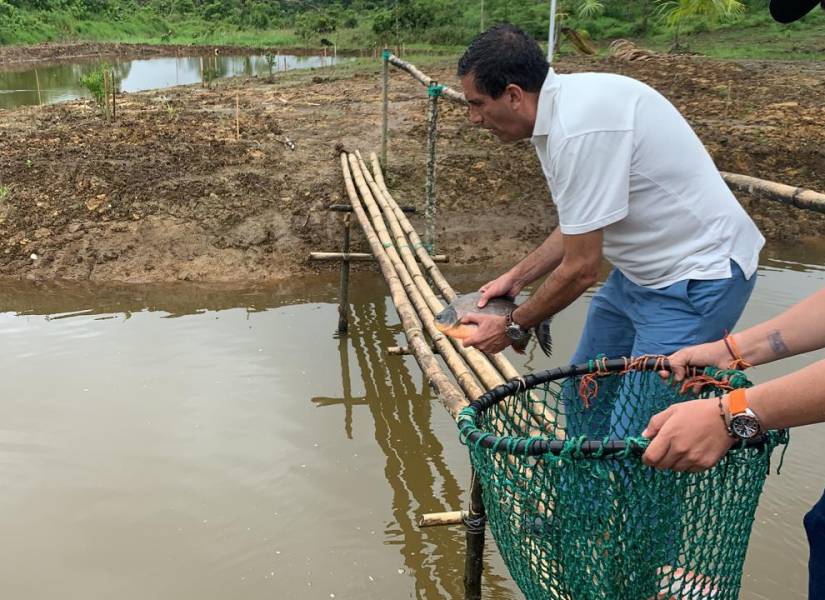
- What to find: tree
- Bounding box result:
[656,0,745,48]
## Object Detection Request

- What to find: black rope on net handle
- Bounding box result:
[474,357,671,412]
[462,355,767,458]
[462,430,768,458]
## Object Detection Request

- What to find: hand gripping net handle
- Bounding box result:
[457,356,767,457]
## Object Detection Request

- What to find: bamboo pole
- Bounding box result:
[424,82,441,254]
[341,153,469,418]
[200,56,205,88]
[366,152,557,434]
[354,152,508,393]
[337,213,351,335]
[34,69,42,106]
[721,171,825,213]
[381,49,390,168]
[420,510,465,527]
[463,470,486,600]
[111,70,116,120]
[388,345,438,355]
[235,93,240,140]
[309,251,448,263]
[347,153,487,404]
[386,54,467,106]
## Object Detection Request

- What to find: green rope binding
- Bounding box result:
[458,361,788,600]
[381,49,390,61]
[427,83,445,98]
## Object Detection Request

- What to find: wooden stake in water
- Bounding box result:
[34,69,42,106]
[381,49,389,169]
[337,213,351,335]
[200,56,205,87]
[424,81,442,254]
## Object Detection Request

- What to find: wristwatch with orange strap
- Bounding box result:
[722,388,763,440]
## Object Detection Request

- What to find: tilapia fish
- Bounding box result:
[433,292,553,356]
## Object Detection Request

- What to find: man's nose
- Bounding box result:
[468,108,483,125]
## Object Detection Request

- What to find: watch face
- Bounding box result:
[506,324,527,342]
[731,414,761,439]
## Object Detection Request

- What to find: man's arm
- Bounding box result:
[511,228,602,329]
[477,227,565,307]
[461,229,602,353]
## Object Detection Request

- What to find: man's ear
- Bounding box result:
[504,83,524,108]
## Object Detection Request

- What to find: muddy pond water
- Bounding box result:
[1,240,824,599]
[0,53,345,109]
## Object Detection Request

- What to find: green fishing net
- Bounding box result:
[457,358,788,600]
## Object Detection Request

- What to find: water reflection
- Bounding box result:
[0,53,346,109]
[312,294,514,598]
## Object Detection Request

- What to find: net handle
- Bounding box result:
[459,356,767,457]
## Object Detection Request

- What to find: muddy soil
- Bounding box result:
[0,47,824,282]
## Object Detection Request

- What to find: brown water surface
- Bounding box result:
[0,240,823,599]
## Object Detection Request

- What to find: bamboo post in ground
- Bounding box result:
[235,93,240,140]
[111,70,116,120]
[381,48,390,169]
[337,214,351,335]
[424,82,442,254]
[103,69,111,122]
[200,56,205,87]
[463,470,486,600]
[34,69,42,106]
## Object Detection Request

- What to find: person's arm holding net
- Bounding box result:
[643,288,825,471]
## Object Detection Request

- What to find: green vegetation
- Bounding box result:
[0,0,823,60]
[0,185,9,202]
[78,62,114,118]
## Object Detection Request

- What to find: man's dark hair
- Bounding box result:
[457,24,549,99]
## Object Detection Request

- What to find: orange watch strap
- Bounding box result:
[728,388,748,414]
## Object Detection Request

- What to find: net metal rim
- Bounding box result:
[457,356,777,458]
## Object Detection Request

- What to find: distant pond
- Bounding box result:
[0,53,346,109]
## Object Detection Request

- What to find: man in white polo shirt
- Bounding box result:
[457,24,764,437]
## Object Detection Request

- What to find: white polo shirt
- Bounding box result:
[531,69,764,288]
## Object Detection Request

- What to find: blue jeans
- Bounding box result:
[806,489,825,599]
[568,260,757,439]
[560,261,757,583]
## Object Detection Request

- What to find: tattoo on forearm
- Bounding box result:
[768,330,790,356]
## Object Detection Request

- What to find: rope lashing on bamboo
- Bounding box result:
[459,357,789,600]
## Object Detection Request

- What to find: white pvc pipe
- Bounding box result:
[548,0,558,62]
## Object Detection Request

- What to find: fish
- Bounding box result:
[433,291,553,356]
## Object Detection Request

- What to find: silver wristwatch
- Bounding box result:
[505,310,528,343]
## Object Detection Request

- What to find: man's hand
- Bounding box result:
[659,340,731,382]
[642,398,735,472]
[460,313,510,354]
[477,273,522,308]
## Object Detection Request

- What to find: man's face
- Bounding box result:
[460,73,528,143]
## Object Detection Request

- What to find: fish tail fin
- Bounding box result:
[535,316,553,357]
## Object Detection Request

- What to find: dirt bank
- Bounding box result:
[0,47,824,282]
